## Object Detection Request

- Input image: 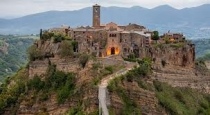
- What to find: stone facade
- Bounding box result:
[45,4,153,58]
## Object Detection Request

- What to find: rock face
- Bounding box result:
[148,43,210,93]
[141,43,195,69]
[35,40,61,56]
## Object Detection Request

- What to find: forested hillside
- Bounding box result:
[0,35,34,82]
[192,38,210,60]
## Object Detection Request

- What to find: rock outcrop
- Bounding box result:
[142,43,195,69]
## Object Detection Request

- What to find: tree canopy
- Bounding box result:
[152,31,159,41]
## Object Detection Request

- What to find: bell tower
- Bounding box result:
[93,4,100,28]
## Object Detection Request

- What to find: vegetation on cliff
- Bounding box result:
[108,58,153,114]
[0,64,77,114]
[28,64,76,104]
[154,81,210,115]
[108,58,210,115]
[0,69,28,114]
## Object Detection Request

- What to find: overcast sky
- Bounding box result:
[1,0,210,19]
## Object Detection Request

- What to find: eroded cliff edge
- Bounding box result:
[1,38,210,115]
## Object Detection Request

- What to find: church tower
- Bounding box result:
[93,4,100,28]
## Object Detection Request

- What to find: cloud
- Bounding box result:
[0,0,210,18]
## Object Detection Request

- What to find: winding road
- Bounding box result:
[98,61,137,115]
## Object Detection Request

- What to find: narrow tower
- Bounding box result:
[93,4,100,28]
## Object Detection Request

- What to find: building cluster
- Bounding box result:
[45,4,185,58]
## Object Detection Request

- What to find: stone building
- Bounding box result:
[46,4,153,58]
[161,32,185,43]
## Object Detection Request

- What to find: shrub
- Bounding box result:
[153,80,163,92]
[174,90,185,104]
[136,57,152,76]
[105,66,114,74]
[59,40,73,58]
[27,76,45,91]
[39,93,48,102]
[71,41,78,52]
[41,31,54,40]
[79,54,89,68]
[92,63,101,70]
[126,72,134,82]
[67,105,85,115]
[124,53,139,62]
[57,85,70,104]
[48,71,76,103]
[27,45,43,61]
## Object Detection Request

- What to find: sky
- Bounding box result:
[0,0,210,19]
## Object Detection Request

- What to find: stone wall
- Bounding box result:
[97,56,125,67]
[28,57,81,78]
[28,59,49,78]
[49,58,80,73]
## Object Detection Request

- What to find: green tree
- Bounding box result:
[152,31,159,43]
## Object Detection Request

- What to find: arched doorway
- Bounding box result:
[111,47,115,55]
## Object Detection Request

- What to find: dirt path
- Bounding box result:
[98,61,137,115]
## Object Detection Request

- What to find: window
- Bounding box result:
[124,48,127,52]
[109,34,117,37]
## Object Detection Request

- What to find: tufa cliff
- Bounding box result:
[0,36,210,115]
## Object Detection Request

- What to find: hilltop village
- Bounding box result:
[4,4,210,115]
[41,4,188,59]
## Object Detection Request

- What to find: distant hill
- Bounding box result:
[0,4,210,35]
